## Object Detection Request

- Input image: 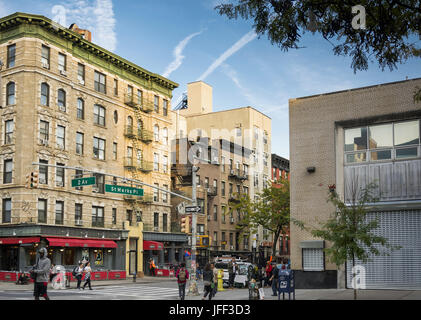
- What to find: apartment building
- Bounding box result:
[0,12,180,276]
[172,81,271,256]
[290,77,421,289]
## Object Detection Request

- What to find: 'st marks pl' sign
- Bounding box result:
[105,184,144,196]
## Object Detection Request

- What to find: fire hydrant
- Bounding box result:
[217,268,225,292]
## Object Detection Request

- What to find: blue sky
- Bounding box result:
[1,0,420,158]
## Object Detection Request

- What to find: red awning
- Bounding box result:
[0,237,40,245]
[143,240,164,251]
[46,237,117,248]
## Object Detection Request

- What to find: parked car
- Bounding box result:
[234,262,253,288]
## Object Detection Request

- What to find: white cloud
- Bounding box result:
[197,30,257,81]
[221,63,256,104]
[53,0,117,52]
[163,31,203,78]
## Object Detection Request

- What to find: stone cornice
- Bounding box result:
[0,12,179,93]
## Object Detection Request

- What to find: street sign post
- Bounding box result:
[105,184,144,196]
[185,206,201,213]
[71,177,96,187]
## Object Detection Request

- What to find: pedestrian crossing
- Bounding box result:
[80,285,181,300]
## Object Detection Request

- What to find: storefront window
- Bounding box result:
[64,248,75,265]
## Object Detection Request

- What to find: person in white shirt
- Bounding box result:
[82,261,93,290]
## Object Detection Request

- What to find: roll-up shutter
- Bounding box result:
[346,210,421,290]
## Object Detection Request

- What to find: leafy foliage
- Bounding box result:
[215,0,421,73]
[228,178,291,256]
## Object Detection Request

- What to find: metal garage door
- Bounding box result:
[346,210,421,290]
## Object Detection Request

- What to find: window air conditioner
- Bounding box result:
[92,187,99,193]
[60,70,67,76]
[40,139,49,146]
[42,62,49,69]
[56,181,64,187]
[75,219,83,226]
[230,218,234,223]
[39,178,47,184]
[230,245,234,250]
[207,215,211,221]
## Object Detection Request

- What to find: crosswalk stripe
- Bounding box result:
[79,285,180,299]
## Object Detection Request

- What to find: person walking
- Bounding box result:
[75,263,84,290]
[269,257,283,296]
[31,247,51,300]
[211,263,218,298]
[264,261,273,287]
[149,258,156,276]
[202,263,214,300]
[176,262,189,300]
[82,261,93,290]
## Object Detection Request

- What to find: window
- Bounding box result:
[127,85,133,97]
[6,82,15,105]
[154,183,159,202]
[154,212,159,231]
[93,173,105,194]
[77,98,84,119]
[154,95,159,113]
[126,210,133,226]
[94,105,106,126]
[221,206,226,223]
[75,169,83,191]
[243,186,249,196]
[78,64,85,84]
[76,132,84,155]
[56,125,65,149]
[243,164,249,176]
[5,120,14,144]
[7,44,16,68]
[213,179,218,194]
[154,153,159,171]
[113,143,118,160]
[254,126,259,140]
[41,45,50,68]
[213,205,218,221]
[39,160,48,185]
[56,163,65,187]
[229,183,233,196]
[221,156,226,172]
[214,232,218,246]
[162,128,168,145]
[221,181,226,196]
[196,175,201,186]
[75,204,83,223]
[92,206,104,227]
[2,199,11,223]
[137,90,142,105]
[163,99,168,116]
[3,159,13,184]
[136,150,142,166]
[112,208,117,225]
[41,83,49,106]
[236,127,242,137]
[94,71,106,94]
[113,110,118,124]
[114,79,118,95]
[136,211,142,223]
[154,124,159,142]
[126,147,133,166]
[38,199,47,223]
[57,89,66,112]
[93,137,106,160]
[163,185,168,203]
[205,177,209,189]
[163,155,168,173]
[55,201,64,225]
[345,120,421,163]
[163,213,168,232]
[303,248,324,271]
[58,53,66,73]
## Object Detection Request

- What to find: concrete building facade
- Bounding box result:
[289,77,421,289]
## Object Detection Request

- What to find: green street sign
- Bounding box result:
[72,176,96,187]
[105,184,144,196]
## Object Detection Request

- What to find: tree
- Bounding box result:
[228,178,291,258]
[215,1,421,97]
[309,183,399,300]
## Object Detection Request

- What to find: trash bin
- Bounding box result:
[277,269,295,300]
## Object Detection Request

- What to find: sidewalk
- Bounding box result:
[0,275,176,291]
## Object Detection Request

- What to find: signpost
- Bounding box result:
[185,206,201,213]
[105,184,144,196]
[71,177,96,187]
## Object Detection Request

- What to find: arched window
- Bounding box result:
[162,127,168,145]
[77,98,84,119]
[41,83,49,106]
[58,89,66,112]
[6,82,15,106]
[154,124,159,142]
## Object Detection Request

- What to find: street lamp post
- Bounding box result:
[188,162,200,296]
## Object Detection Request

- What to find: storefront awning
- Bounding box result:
[46,237,117,248]
[0,237,40,245]
[143,240,164,251]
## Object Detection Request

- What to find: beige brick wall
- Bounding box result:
[289,78,421,271]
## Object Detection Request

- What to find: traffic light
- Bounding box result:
[26,172,39,188]
[180,215,190,234]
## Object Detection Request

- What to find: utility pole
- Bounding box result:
[188,162,200,296]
